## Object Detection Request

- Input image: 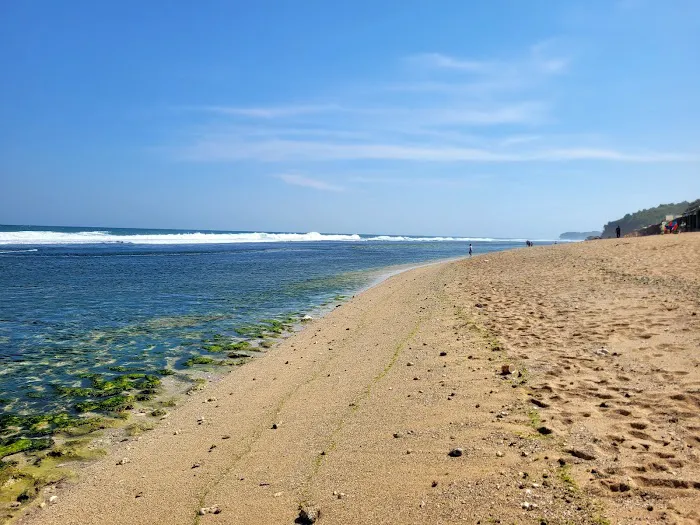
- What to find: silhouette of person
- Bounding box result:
[468,243,473,257]
[616,225,621,238]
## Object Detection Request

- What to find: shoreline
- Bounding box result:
[0,253,469,521]
[12,234,700,524]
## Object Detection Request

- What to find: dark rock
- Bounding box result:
[296,505,320,524]
[567,448,596,461]
[448,448,464,457]
[530,397,550,408]
[439,351,447,357]
[537,426,553,435]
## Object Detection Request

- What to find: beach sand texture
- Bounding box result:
[18,234,700,525]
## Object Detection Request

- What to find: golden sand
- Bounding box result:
[19,234,700,524]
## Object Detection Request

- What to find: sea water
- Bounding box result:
[0,225,553,433]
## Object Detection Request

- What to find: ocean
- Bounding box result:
[0,225,554,448]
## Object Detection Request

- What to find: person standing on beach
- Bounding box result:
[616,225,621,238]
[469,243,473,257]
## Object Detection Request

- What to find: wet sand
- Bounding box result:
[19,234,700,524]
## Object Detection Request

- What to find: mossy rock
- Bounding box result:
[183,356,215,367]
[0,438,53,459]
[75,394,135,414]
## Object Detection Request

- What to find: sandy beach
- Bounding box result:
[18,234,700,525]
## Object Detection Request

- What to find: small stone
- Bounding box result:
[647,505,654,511]
[567,448,596,461]
[431,480,438,487]
[192,463,201,469]
[135,491,144,498]
[448,448,464,457]
[117,457,130,465]
[439,351,447,356]
[521,451,529,457]
[222,435,231,439]
[49,496,58,505]
[272,423,278,429]
[393,432,403,439]
[536,426,553,435]
[496,451,504,457]
[407,362,415,367]
[297,504,320,524]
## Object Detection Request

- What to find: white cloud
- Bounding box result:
[500,135,543,147]
[186,104,341,118]
[277,173,345,192]
[171,41,693,169]
[408,53,489,72]
[184,138,692,163]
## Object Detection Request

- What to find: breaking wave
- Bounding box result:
[0,230,537,246]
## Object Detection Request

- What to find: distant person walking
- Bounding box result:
[468,243,473,257]
[616,225,621,238]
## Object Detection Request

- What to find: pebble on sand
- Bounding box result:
[448,448,464,457]
[297,504,320,524]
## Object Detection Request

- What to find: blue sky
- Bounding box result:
[1,0,698,238]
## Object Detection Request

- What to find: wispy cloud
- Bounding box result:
[277,173,345,191]
[184,138,692,163]
[407,42,569,77]
[171,40,693,170]
[500,135,542,147]
[184,104,341,119]
[408,53,489,72]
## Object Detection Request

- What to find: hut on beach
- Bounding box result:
[679,202,700,232]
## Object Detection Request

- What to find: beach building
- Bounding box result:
[679,202,700,232]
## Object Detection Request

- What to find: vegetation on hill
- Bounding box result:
[683,198,700,213]
[602,202,690,237]
[559,231,602,240]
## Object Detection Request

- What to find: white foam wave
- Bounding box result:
[0,231,364,245]
[366,235,496,242]
[0,230,559,246]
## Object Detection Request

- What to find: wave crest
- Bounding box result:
[0,230,556,246]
